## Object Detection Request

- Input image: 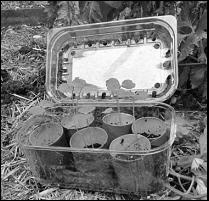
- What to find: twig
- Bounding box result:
[32,47,46,52]
[177,176,187,192]
[10,93,31,101]
[86,119,94,148]
[185,176,195,194]
[164,183,207,199]
[169,168,193,181]
[13,99,38,127]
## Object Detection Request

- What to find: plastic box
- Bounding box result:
[17,15,178,196]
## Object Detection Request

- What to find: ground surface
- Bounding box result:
[1,1,207,200]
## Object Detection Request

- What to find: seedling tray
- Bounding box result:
[18,103,175,196]
[18,15,178,196]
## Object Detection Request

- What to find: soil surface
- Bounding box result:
[84,143,102,148]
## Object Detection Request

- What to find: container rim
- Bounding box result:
[132,116,167,140]
[46,15,178,104]
[109,133,152,159]
[102,112,135,127]
[21,140,170,155]
[29,122,63,146]
[60,112,94,130]
[17,102,175,154]
[69,126,108,148]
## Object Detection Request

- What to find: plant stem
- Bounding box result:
[164,183,207,199]
[76,98,78,113]
[132,120,138,143]
[89,129,94,149]
[169,168,193,181]
[86,118,94,148]
[82,133,87,148]
[116,94,122,125]
[77,119,86,147]
[132,98,135,118]
[177,176,187,192]
[185,176,195,194]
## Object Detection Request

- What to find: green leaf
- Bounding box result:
[178,68,190,89]
[177,2,207,62]
[58,83,74,95]
[118,7,132,20]
[175,114,195,138]
[72,77,86,95]
[57,1,70,22]
[196,10,207,36]
[82,1,103,23]
[103,1,122,9]
[178,33,198,62]
[121,79,136,89]
[106,78,121,93]
[190,68,206,89]
[177,19,194,46]
[198,40,207,63]
[202,79,207,100]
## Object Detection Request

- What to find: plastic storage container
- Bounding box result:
[17,15,178,196]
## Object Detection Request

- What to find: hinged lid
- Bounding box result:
[46,15,178,104]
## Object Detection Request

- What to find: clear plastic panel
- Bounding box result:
[18,102,175,195]
[46,16,178,103]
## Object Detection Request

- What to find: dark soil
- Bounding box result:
[115,154,142,161]
[110,121,130,125]
[138,132,161,139]
[84,143,102,148]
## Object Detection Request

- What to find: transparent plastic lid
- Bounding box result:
[46,15,178,104]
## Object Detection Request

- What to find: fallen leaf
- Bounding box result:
[203,117,207,126]
[175,114,195,138]
[196,178,207,200]
[191,158,204,171]
[176,155,201,168]
[199,126,207,156]
[191,158,207,185]
[102,108,113,114]
[33,35,43,40]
